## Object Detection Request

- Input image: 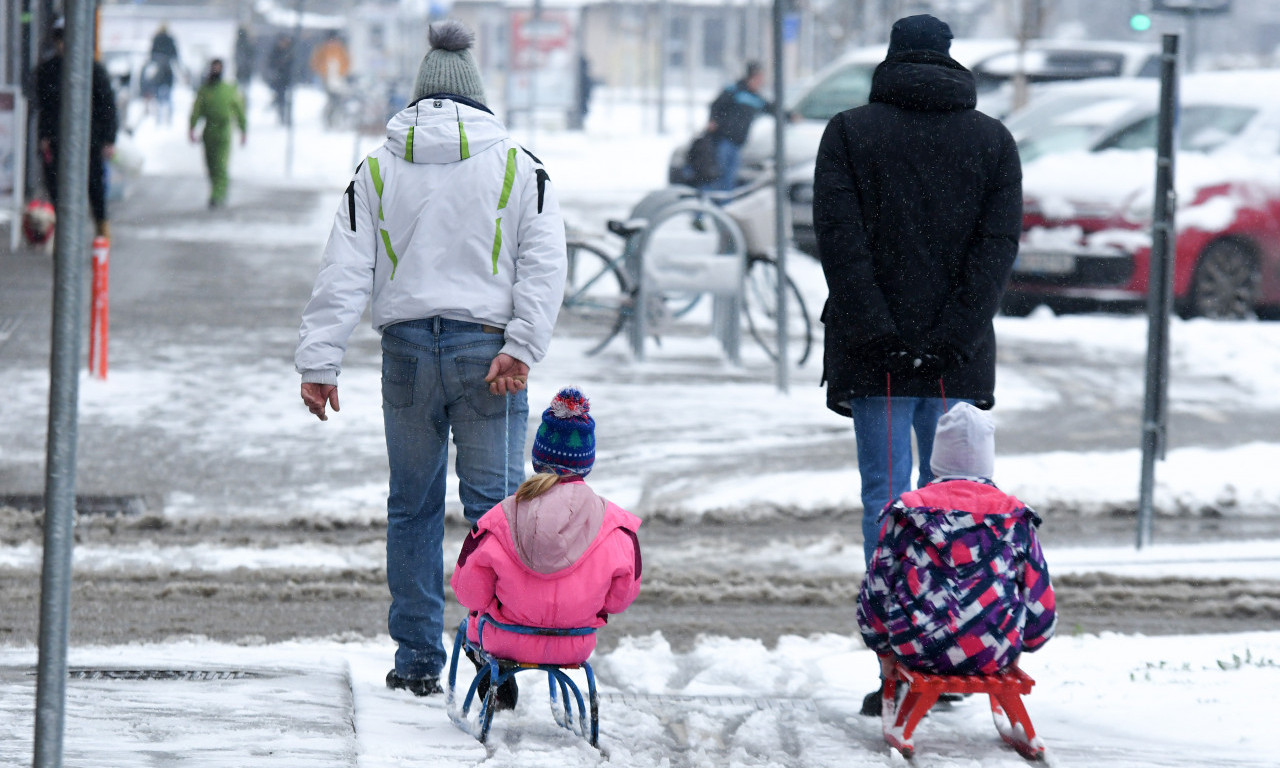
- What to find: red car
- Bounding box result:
[1004,71,1280,320]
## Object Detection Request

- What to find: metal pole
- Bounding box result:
[771,0,788,392]
[286,0,303,176]
[34,0,95,764]
[1137,33,1179,550]
[656,0,667,134]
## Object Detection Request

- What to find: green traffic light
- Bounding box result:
[1130,13,1153,32]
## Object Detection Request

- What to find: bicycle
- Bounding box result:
[561,179,813,366]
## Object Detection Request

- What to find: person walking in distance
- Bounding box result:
[189,59,246,209]
[702,61,774,194]
[812,14,1021,600]
[267,34,295,125]
[295,19,567,698]
[147,23,180,125]
[31,20,118,239]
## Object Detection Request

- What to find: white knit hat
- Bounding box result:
[411,20,486,106]
[930,402,995,480]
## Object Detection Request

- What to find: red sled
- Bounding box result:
[881,659,1046,761]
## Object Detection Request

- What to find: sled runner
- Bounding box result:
[880,658,1045,761]
[446,616,600,747]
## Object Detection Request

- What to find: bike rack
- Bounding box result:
[623,193,748,363]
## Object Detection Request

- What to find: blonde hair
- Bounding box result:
[514,472,566,502]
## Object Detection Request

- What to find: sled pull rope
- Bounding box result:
[885,372,893,503]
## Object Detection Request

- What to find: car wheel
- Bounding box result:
[1186,240,1259,320]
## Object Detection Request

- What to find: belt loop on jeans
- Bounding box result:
[431,316,442,335]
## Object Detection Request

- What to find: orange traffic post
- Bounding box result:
[89,236,109,379]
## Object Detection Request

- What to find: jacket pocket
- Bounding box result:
[382,353,416,409]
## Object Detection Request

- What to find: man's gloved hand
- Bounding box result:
[864,334,920,374]
[917,339,966,379]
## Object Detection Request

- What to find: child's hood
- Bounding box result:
[488,481,614,574]
[898,479,1037,561]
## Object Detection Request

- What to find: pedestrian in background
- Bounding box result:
[295,19,567,698]
[189,59,246,209]
[702,61,774,194]
[813,14,1021,579]
[310,31,352,128]
[147,23,180,124]
[31,20,118,239]
[234,26,256,107]
[267,34,295,125]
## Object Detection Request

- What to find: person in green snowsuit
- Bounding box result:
[189,59,246,208]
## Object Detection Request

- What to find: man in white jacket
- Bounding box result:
[295,20,567,697]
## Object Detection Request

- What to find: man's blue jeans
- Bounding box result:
[701,136,743,195]
[850,396,971,567]
[380,318,528,679]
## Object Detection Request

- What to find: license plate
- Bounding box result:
[1014,250,1075,275]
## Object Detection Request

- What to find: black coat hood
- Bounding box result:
[870,51,976,113]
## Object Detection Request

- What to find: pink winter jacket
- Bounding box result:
[450,479,642,665]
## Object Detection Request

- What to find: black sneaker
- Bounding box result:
[385,669,442,697]
[860,682,884,716]
[466,650,519,711]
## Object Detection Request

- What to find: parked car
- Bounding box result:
[1006,70,1280,320]
[670,39,1159,256]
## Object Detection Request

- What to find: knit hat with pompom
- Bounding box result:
[531,387,596,478]
[411,19,487,105]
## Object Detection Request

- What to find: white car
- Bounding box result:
[670,39,1160,255]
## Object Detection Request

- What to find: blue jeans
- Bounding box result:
[380,318,528,679]
[701,137,742,195]
[849,397,971,567]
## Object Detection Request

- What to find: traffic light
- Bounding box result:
[1130,13,1153,31]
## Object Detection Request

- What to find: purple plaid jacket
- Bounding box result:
[856,477,1056,674]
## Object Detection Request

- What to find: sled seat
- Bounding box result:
[881,657,1045,761]
[446,616,599,747]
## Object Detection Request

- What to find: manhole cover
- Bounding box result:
[65,669,270,681]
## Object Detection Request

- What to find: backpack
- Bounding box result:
[684,132,721,186]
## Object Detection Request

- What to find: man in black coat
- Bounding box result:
[32,21,119,239]
[813,14,1021,579]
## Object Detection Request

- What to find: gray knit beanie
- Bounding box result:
[929,402,996,480]
[411,20,486,106]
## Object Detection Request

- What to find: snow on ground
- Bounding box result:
[4,78,1280,766]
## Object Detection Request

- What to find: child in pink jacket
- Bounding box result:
[451,387,642,708]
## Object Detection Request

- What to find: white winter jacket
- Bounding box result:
[295,97,567,384]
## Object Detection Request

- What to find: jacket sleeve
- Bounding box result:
[855,500,906,656]
[931,129,1022,352]
[601,528,642,615]
[294,163,379,384]
[450,527,499,613]
[812,115,898,348]
[1019,524,1057,651]
[92,64,118,145]
[504,157,567,366]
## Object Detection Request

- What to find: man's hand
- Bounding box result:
[240,132,247,146]
[101,143,115,161]
[300,382,339,421]
[189,129,198,143]
[484,353,529,396]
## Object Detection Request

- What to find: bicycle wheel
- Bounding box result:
[742,255,813,366]
[562,239,633,355]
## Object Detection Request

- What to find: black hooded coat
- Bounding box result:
[813,50,1021,416]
